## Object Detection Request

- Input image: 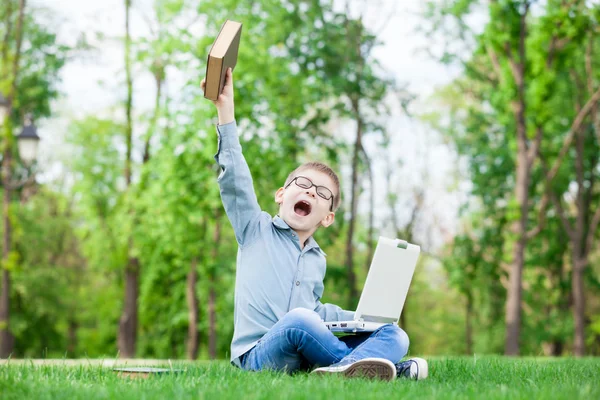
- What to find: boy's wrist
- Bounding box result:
[217,108,235,125]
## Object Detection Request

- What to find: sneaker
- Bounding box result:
[311,358,396,381]
[395,357,428,380]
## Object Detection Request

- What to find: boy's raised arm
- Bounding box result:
[202,68,261,245]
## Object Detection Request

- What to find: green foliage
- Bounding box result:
[45,0,395,358]
[10,188,121,357]
[10,0,600,360]
[425,0,600,355]
[67,117,128,273]
[0,2,69,121]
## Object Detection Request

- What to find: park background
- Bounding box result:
[1,0,599,362]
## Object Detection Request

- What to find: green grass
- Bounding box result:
[1,357,599,399]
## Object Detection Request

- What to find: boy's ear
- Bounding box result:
[274,187,284,206]
[320,212,335,228]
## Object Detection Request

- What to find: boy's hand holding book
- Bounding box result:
[201,68,235,125]
[201,19,242,126]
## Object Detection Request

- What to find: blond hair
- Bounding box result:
[285,161,341,211]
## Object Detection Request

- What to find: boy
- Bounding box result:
[201,68,428,381]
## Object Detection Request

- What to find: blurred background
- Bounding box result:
[0,0,599,360]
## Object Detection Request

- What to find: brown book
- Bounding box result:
[204,20,242,101]
[113,367,184,380]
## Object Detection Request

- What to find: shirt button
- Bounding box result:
[296,281,300,286]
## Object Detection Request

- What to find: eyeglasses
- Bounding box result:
[285,176,335,211]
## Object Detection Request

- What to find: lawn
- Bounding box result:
[1,357,598,399]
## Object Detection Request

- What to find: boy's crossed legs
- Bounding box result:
[240,308,427,380]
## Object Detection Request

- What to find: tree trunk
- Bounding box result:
[504,137,530,356]
[342,15,368,308]
[544,254,568,357]
[186,257,199,360]
[0,0,26,359]
[542,72,600,357]
[344,97,363,307]
[551,340,563,356]
[0,149,14,357]
[572,258,586,356]
[572,121,587,357]
[208,216,222,359]
[118,0,138,358]
[549,289,569,356]
[0,271,14,357]
[208,282,217,359]
[67,319,78,355]
[344,113,361,307]
[504,6,530,356]
[118,256,139,357]
[466,292,473,355]
[361,145,375,274]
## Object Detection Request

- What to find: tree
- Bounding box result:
[66,116,128,356]
[116,0,138,358]
[538,20,600,355]
[425,0,600,355]
[338,2,394,307]
[2,0,413,359]
[0,0,67,357]
[0,0,26,359]
[12,187,86,357]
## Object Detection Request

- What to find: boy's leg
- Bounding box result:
[339,324,410,364]
[337,325,429,380]
[241,308,351,373]
[338,332,372,350]
[310,325,410,381]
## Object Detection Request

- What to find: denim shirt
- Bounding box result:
[214,121,355,367]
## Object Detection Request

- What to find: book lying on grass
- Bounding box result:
[203,19,243,101]
[113,367,184,379]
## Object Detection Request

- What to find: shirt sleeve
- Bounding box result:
[214,120,262,246]
[314,301,355,322]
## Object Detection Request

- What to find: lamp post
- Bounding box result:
[17,115,40,166]
[0,104,40,357]
[17,117,40,204]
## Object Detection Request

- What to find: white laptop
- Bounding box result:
[324,237,420,333]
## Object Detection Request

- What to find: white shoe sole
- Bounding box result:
[312,358,396,381]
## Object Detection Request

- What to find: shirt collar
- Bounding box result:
[272,215,327,256]
[272,215,291,230]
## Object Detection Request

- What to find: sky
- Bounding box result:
[37,0,466,251]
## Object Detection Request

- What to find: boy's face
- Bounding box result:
[274,170,336,233]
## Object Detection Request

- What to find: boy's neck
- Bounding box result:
[276,215,318,249]
[296,230,312,249]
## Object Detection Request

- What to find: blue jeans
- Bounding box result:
[240,308,409,373]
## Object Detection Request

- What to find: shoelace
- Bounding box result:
[396,360,417,379]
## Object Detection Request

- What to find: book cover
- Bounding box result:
[204,20,242,101]
[113,367,184,379]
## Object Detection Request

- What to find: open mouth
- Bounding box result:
[294,200,312,217]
